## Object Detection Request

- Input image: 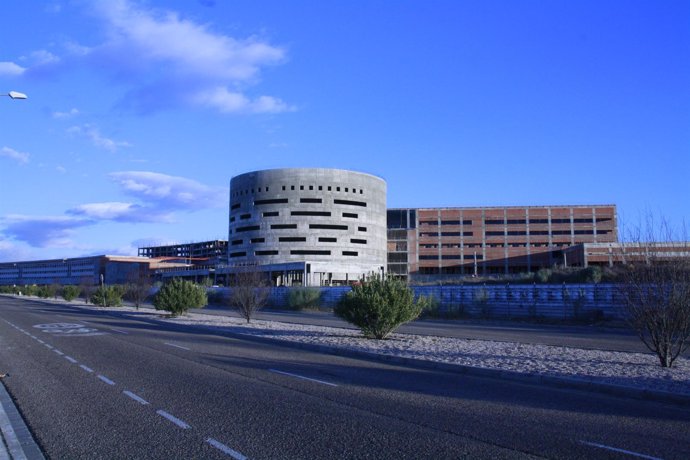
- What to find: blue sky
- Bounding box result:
[1,0,688,262]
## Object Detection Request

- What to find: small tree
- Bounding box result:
[62,285,81,302]
[124,269,152,309]
[91,285,126,307]
[228,271,270,323]
[617,217,690,368]
[153,278,207,317]
[334,274,430,339]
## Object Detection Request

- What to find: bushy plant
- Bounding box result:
[535,268,552,283]
[287,287,322,310]
[153,278,207,317]
[62,285,81,302]
[334,275,430,339]
[91,285,126,307]
[37,284,57,299]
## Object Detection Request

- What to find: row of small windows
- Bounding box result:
[421,242,558,249]
[231,197,367,210]
[419,254,484,260]
[233,224,367,233]
[229,250,359,257]
[420,229,611,237]
[419,217,613,226]
[231,184,366,198]
[231,211,359,222]
[231,237,367,245]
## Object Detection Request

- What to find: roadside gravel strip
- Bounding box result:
[12,297,690,400]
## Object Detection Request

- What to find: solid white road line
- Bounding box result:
[53,349,64,356]
[109,328,129,334]
[164,342,191,351]
[580,441,663,460]
[79,365,94,373]
[207,438,248,460]
[268,369,338,387]
[156,410,191,429]
[97,375,115,386]
[36,339,45,344]
[44,344,54,350]
[123,391,150,405]
[64,356,78,364]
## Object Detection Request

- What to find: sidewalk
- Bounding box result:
[0,378,44,460]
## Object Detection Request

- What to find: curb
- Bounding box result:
[11,296,690,408]
[0,380,45,460]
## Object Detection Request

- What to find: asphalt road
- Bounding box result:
[1,296,689,459]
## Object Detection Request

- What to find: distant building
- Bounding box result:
[138,240,228,265]
[0,255,176,286]
[387,205,618,281]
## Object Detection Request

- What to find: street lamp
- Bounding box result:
[1,91,28,100]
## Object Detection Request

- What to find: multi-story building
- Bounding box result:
[227,168,387,285]
[387,205,617,280]
[138,240,228,265]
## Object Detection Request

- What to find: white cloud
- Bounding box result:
[67,124,132,152]
[53,108,80,119]
[1,215,93,248]
[0,61,26,76]
[67,201,173,223]
[27,50,61,66]
[109,171,227,210]
[0,146,30,164]
[56,166,67,174]
[191,87,294,114]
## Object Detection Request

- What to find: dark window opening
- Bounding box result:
[291,211,331,217]
[334,199,367,207]
[231,203,241,210]
[263,211,279,217]
[254,198,288,206]
[291,250,331,256]
[343,251,358,256]
[318,237,337,242]
[250,238,265,243]
[279,237,307,242]
[236,225,260,232]
[350,239,367,244]
[309,224,347,230]
[271,224,298,230]
[231,240,243,246]
[240,213,251,220]
[256,250,279,256]
[343,212,358,218]
[229,252,246,258]
[300,198,322,204]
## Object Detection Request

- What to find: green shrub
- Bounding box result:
[535,268,552,283]
[153,278,207,317]
[287,287,322,310]
[334,275,430,339]
[37,284,57,299]
[62,285,81,302]
[91,285,126,307]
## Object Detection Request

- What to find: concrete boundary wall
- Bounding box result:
[216,283,625,321]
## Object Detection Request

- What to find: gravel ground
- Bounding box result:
[10,297,690,396]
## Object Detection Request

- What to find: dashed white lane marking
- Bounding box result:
[580,441,662,460]
[53,349,65,356]
[109,328,129,334]
[123,391,150,405]
[156,410,191,429]
[207,438,248,460]
[65,356,78,364]
[97,375,115,386]
[164,342,191,351]
[268,368,338,387]
[79,365,94,373]
[36,339,45,344]
[44,344,54,350]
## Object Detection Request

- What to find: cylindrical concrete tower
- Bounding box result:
[228,168,387,285]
